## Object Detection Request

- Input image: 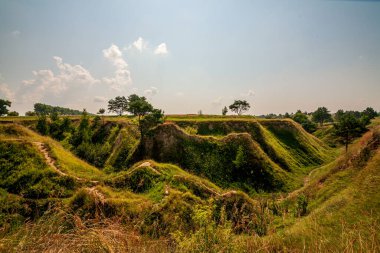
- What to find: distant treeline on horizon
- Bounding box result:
[33,103,83,116]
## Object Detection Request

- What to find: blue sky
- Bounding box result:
[0,0,380,115]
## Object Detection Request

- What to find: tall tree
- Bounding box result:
[97,108,105,125]
[334,112,367,152]
[312,107,332,126]
[127,94,153,121]
[108,96,128,116]
[140,109,164,138]
[229,100,250,115]
[362,107,377,120]
[222,106,228,116]
[292,110,317,133]
[0,99,11,116]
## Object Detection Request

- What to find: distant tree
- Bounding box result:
[108,96,128,116]
[222,106,228,116]
[127,94,153,121]
[70,109,91,146]
[60,117,72,133]
[293,110,317,133]
[334,109,345,122]
[34,103,82,115]
[97,108,105,115]
[293,110,308,123]
[284,112,291,119]
[198,110,203,116]
[49,112,63,140]
[36,115,49,135]
[7,111,19,116]
[0,99,11,116]
[334,111,367,152]
[97,108,106,125]
[312,107,332,126]
[229,100,250,115]
[50,111,59,121]
[25,111,36,116]
[140,109,165,138]
[362,107,377,120]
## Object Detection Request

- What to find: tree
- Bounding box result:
[108,96,128,116]
[140,109,164,138]
[293,110,308,124]
[34,103,82,115]
[70,109,91,146]
[293,110,317,133]
[334,111,367,152]
[0,99,11,116]
[7,111,19,116]
[312,107,332,126]
[97,108,106,125]
[36,115,49,135]
[97,108,105,115]
[229,100,250,115]
[334,109,345,122]
[25,111,36,116]
[362,107,377,120]
[222,106,228,116]
[127,94,153,121]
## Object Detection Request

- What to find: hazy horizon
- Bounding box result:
[1,0,380,115]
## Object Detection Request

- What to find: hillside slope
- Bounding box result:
[129,118,332,193]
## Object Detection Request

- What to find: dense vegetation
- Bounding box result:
[34,103,83,115]
[0,110,379,252]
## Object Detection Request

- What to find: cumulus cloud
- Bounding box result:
[154,43,168,55]
[103,44,132,91]
[211,96,223,105]
[144,86,158,96]
[21,57,99,103]
[93,96,107,102]
[132,37,148,52]
[0,82,15,101]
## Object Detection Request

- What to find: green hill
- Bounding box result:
[0,116,378,252]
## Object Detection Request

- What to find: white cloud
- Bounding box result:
[240,89,255,97]
[21,57,99,103]
[94,96,107,102]
[0,82,15,101]
[176,91,184,97]
[212,96,223,105]
[154,43,168,55]
[22,79,35,86]
[11,30,20,37]
[144,86,158,96]
[53,56,99,85]
[103,44,132,91]
[132,37,148,52]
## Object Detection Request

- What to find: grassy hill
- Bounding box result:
[0,116,379,252]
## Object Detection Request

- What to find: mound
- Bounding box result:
[129,123,295,192]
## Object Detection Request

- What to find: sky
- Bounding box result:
[0,0,380,115]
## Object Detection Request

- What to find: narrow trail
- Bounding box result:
[32,142,67,177]
[34,141,99,183]
[32,141,105,201]
[2,138,106,202]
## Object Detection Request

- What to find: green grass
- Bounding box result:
[1,117,379,252]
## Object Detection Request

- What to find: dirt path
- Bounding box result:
[32,141,99,185]
[33,142,67,177]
